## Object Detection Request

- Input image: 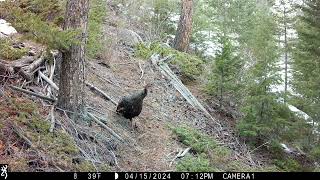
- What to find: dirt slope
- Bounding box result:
[79,6,267,171]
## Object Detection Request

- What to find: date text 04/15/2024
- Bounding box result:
[122,172,255,180]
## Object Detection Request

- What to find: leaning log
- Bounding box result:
[150,54,222,131]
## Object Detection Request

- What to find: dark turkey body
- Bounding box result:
[116,91,146,120]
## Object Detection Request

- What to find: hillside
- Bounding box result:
[1,0,319,172]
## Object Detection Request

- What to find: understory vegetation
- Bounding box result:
[171,125,278,172]
[0,0,106,58]
[0,92,109,171]
[126,0,320,171]
[1,0,319,172]
[135,42,204,80]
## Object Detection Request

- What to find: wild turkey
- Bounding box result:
[116,84,152,127]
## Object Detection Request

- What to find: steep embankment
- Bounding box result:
[80,4,272,171]
[0,1,274,172]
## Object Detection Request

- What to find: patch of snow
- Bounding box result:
[280,143,293,153]
[169,14,180,22]
[288,104,310,120]
[288,104,319,135]
[0,19,17,38]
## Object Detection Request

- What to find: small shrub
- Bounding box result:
[310,145,320,162]
[87,0,107,59]
[0,39,28,60]
[135,42,204,79]
[273,158,302,172]
[176,154,216,172]
[171,125,217,154]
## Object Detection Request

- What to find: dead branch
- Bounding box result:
[39,71,59,91]
[47,53,56,96]
[138,61,144,79]
[0,61,14,75]
[85,82,118,105]
[12,123,33,147]
[87,112,124,142]
[110,150,122,171]
[13,67,33,81]
[169,147,191,167]
[9,85,56,102]
[24,52,46,73]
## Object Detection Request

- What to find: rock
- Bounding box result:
[12,42,25,49]
[28,50,36,56]
[117,28,143,47]
[0,19,17,38]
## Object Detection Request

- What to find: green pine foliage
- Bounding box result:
[292,0,320,126]
[0,0,106,57]
[87,0,107,59]
[0,0,78,52]
[236,8,284,142]
[206,36,242,106]
[172,125,257,172]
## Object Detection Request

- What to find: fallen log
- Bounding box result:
[13,67,32,81]
[0,52,46,81]
[150,54,222,131]
[24,52,46,73]
[0,61,14,75]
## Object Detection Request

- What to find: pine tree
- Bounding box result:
[273,0,296,103]
[237,7,286,142]
[57,0,90,116]
[206,36,242,107]
[292,0,320,126]
[174,0,193,52]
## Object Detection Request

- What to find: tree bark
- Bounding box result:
[173,0,193,52]
[57,0,90,115]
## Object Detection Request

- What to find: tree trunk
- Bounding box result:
[57,0,90,116]
[173,0,193,52]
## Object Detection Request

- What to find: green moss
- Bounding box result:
[0,96,82,170]
[75,161,110,172]
[176,154,216,172]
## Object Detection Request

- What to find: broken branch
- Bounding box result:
[85,82,118,105]
[87,112,124,142]
[9,85,56,102]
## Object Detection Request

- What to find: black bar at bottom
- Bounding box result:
[2,172,320,180]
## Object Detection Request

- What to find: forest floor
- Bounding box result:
[0,2,274,172]
[79,4,271,171]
